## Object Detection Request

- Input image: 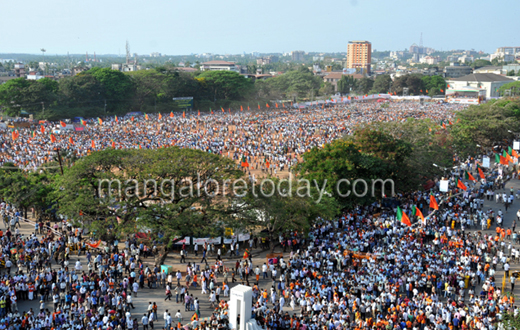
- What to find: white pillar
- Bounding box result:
[229,285,252,330]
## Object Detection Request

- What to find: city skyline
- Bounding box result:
[1,0,519,56]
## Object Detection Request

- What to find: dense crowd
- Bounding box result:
[0,102,465,173]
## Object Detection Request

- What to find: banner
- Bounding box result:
[192,237,222,245]
[223,238,233,244]
[482,156,490,168]
[238,234,251,242]
[174,237,190,245]
[439,180,449,192]
[514,141,520,150]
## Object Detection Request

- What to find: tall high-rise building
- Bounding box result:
[291,50,305,62]
[346,41,371,74]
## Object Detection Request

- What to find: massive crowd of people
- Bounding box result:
[0,102,464,173]
[1,101,519,330]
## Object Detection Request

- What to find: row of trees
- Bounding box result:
[335,74,447,96]
[0,66,348,119]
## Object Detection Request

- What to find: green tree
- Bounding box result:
[507,70,515,76]
[422,75,446,96]
[297,130,413,209]
[125,69,167,111]
[53,147,242,264]
[83,67,134,112]
[372,75,392,93]
[319,82,334,96]
[498,81,520,97]
[228,178,339,252]
[451,99,520,157]
[471,59,492,69]
[337,75,357,95]
[356,78,374,95]
[197,70,254,102]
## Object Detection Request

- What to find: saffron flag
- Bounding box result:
[60,121,66,127]
[131,116,134,122]
[80,119,86,126]
[112,140,116,149]
[86,240,102,249]
[247,104,250,110]
[158,113,162,120]
[50,134,56,143]
[258,103,261,110]
[97,118,103,125]
[429,194,439,210]
[198,110,200,116]
[266,103,270,108]
[11,130,18,141]
[464,170,476,182]
[183,111,186,118]
[40,125,45,133]
[275,103,278,108]
[91,140,95,149]
[69,137,74,145]
[191,313,198,321]
[414,206,425,222]
[240,105,243,112]
[396,206,412,226]
[500,155,507,165]
[115,115,118,123]
[144,113,149,120]
[477,165,485,179]
[170,111,174,118]
[456,178,467,191]
[221,107,225,113]
[512,149,518,158]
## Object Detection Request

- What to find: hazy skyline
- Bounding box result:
[1,0,519,56]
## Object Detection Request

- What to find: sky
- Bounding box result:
[1,0,519,56]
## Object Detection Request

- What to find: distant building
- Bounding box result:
[443,63,472,78]
[419,56,440,65]
[447,73,514,98]
[72,67,89,76]
[346,41,371,74]
[27,72,45,80]
[200,60,238,72]
[14,63,25,78]
[473,66,502,74]
[323,72,364,92]
[458,55,474,63]
[150,52,162,57]
[256,56,279,66]
[291,51,305,62]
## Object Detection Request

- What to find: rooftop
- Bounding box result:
[448,73,514,83]
[324,72,364,80]
[201,60,235,65]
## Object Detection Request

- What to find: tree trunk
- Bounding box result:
[269,231,275,253]
[155,246,170,266]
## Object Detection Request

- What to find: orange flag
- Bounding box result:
[91,140,95,149]
[60,121,66,127]
[240,105,243,112]
[40,125,45,133]
[69,137,74,145]
[429,194,439,210]
[415,206,425,222]
[158,113,162,120]
[456,178,467,191]
[198,110,200,116]
[183,111,186,118]
[478,167,485,179]
[50,134,56,143]
[170,111,174,118]
[112,140,116,149]
[512,149,518,158]
[11,131,18,141]
[266,103,270,108]
[275,103,278,108]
